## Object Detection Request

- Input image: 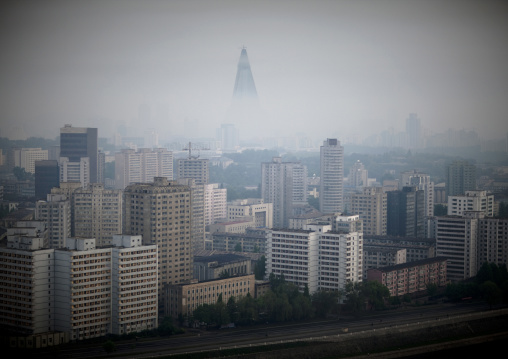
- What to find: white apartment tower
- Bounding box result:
[430,212,480,282]
[266,215,363,295]
[204,183,228,226]
[318,225,363,291]
[320,138,344,213]
[267,229,320,293]
[114,148,173,190]
[35,194,71,248]
[400,170,435,217]
[73,183,123,246]
[261,157,308,228]
[111,235,158,336]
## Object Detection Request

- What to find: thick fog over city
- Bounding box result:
[1,0,508,144]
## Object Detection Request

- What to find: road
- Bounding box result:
[29,302,495,359]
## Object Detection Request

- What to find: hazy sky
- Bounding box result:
[1,0,507,143]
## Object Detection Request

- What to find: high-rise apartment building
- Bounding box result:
[447,190,494,217]
[0,234,158,341]
[204,183,227,226]
[478,218,508,267]
[35,160,59,201]
[123,177,192,311]
[349,160,368,188]
[177,157,209,185]
[261,157,308,228]
[387,186,425,238]
[11,147,48,174]
[320,138,344,214]
[445,160,477,197]
[266,216,363,294]
[73,183,123,246]
[50,182,82,236]
[59,125,98,185]
[429,212,480,282]
[400,170,434,217]
[319,216,363,291]
[349,186,387,235]
[267,229,320,293]
[177,178,205,254]
[114,148,173,189]
[35,193,71,248]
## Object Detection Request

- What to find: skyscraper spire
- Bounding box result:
[232,47,258,103]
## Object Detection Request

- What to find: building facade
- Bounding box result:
[387,186,425,238]
[261,157,308,228]
[73,183,123,246]
[164,274,255,318]
[320,138,344,213]
[123,177,193,311]
[400,170,434,217]
[0,234,157,341]
[445,160,477,197]
[447,190,494,217]
[59,125,98,185]
[349,186,387,235]
[35,160,59,201]
[429,213,480,282]
[177,157,209,185]
[35,194,71,248]
[114,148,173,190]
[204,183,227,226]
[367,257,448,297]
[228,198,273,229]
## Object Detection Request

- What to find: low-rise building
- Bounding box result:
[164,274,255,318]
[193,253,252,281]
[367,257,448,297]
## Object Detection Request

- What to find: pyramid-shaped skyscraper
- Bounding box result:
[232,47,258,103]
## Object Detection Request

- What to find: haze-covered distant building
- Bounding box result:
[387,186,425,238]
[400,170,434,217]
[446,160,477,197]
[35,160,59,201]
[320,138,344,214]
[114,148,173,190]
[225,47,264,142]
[59,125,98,186]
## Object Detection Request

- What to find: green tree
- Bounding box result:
[254,255,266,280]
[227,296,238,323]
[158,316,177,336]
[312,290,339,318]
[102,340,116,353]
[234,242,242,252]
[426,283,438,297]
[363,280,390,310]
[481,281,502,309]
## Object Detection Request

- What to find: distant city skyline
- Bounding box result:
[1,1,508,143]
